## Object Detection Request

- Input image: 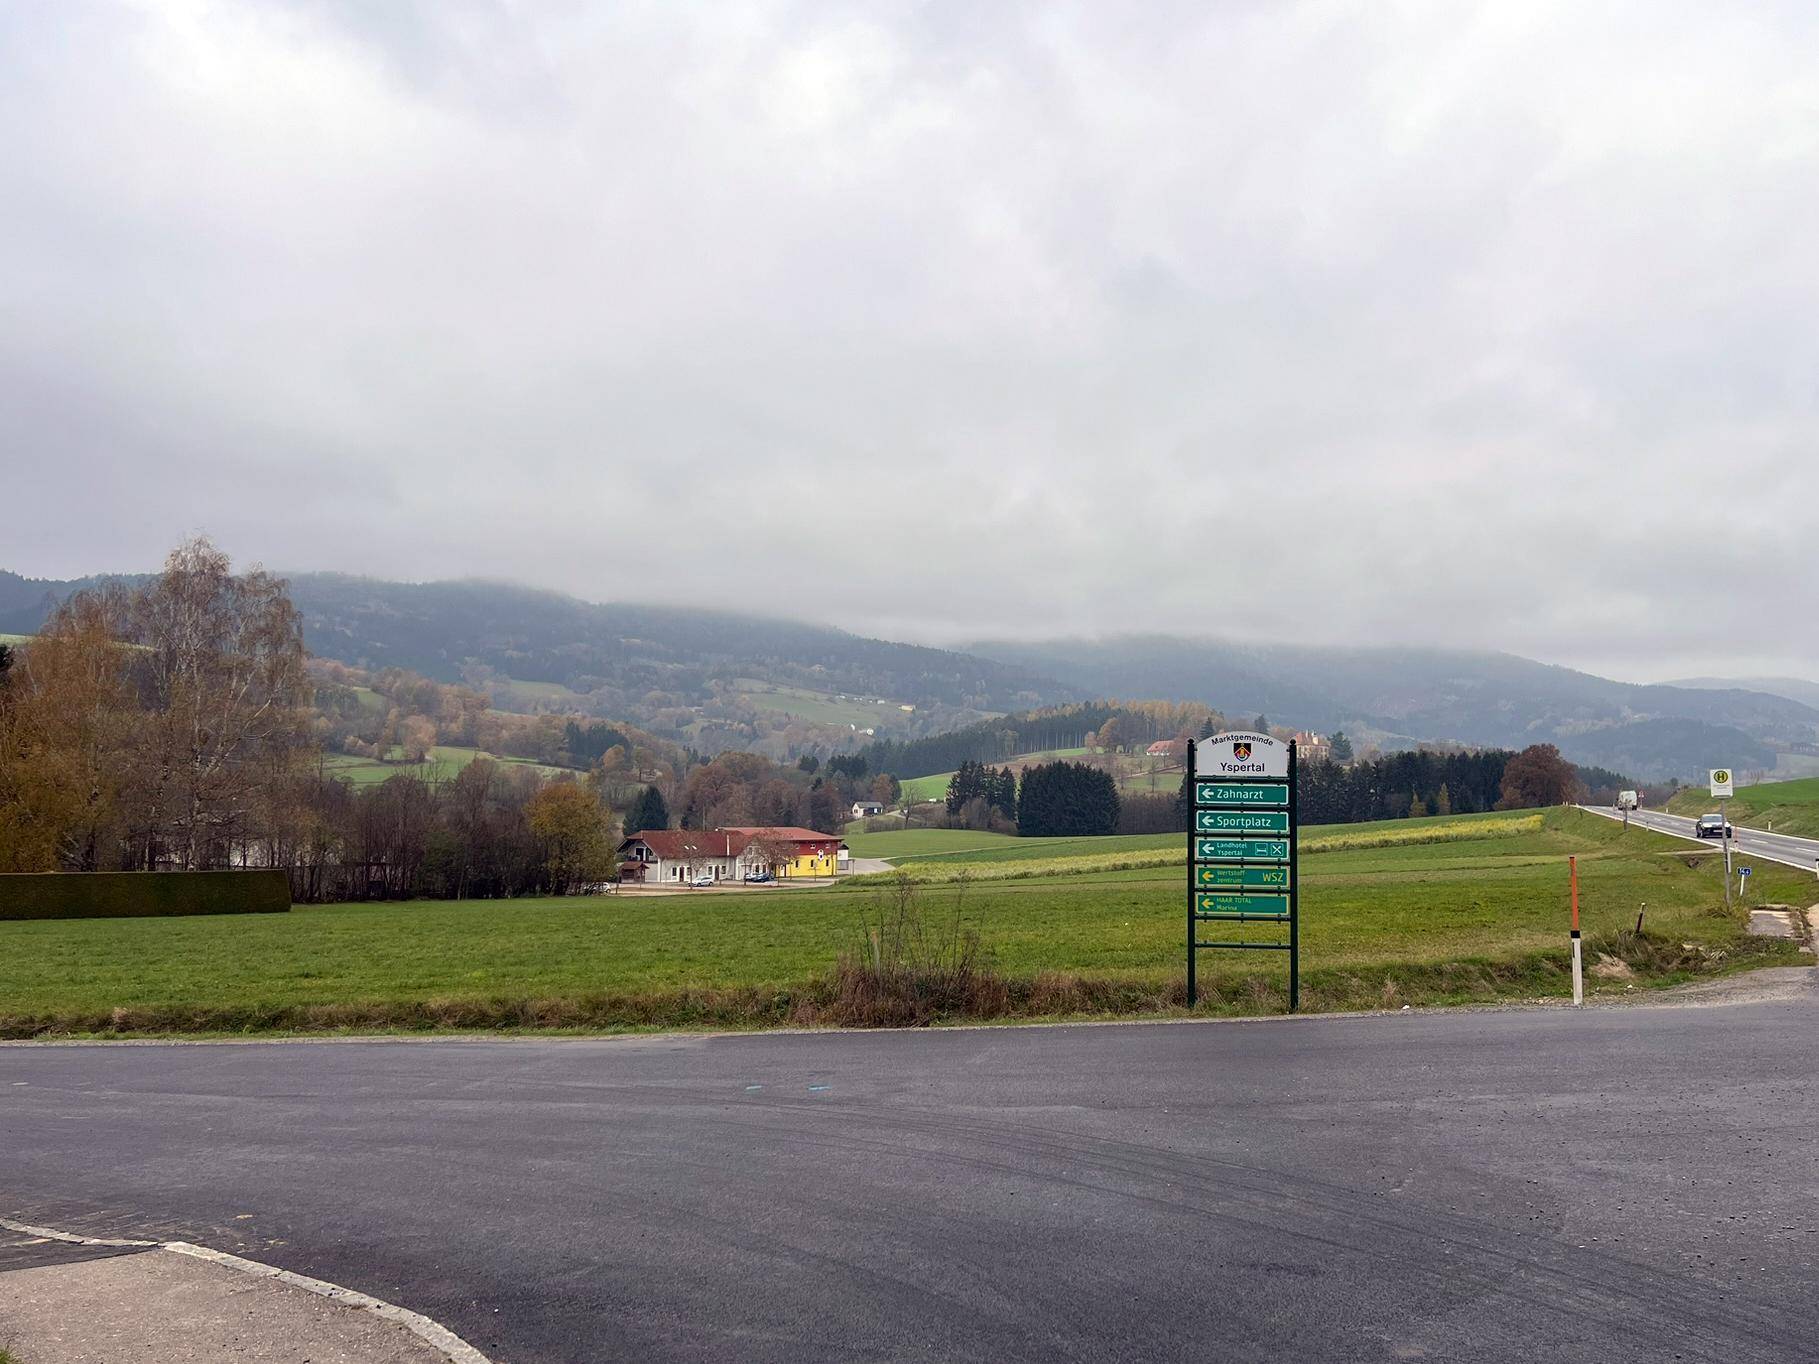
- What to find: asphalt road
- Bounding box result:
[1582,803,1819,874]
[4,985,1819,1364]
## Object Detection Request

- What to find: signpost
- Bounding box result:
[1187,732,1299,1012]
[1711,768,1734,907]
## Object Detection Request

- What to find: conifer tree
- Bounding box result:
[624,784,670,835]
[1173,772,1194,830]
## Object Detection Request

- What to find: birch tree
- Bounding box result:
[128,538,311,868]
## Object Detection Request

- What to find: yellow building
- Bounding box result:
[719,827,846,878]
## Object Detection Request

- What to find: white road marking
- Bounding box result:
[0,1215,492,1364]
[0,1216,156,1247]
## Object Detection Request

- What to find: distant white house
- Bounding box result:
[851,800,886,819]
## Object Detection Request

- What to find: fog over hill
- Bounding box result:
[1665,676,1819,713]
[0,570,1069,742]
[5,568,1810,779]
[967,636,1815,779]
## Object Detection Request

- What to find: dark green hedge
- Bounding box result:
[0,871,291,922]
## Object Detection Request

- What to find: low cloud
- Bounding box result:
[4,1,1815,681]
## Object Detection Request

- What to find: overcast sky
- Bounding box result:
[4,1,1816,682]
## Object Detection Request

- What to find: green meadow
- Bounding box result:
[317,744,572,787]
[1,809,1804,1037]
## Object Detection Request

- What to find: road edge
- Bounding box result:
[0,1216,492,1364]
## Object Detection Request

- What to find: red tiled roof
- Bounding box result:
[718,826,845,846]
[620,830,752,859]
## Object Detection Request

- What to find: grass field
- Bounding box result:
[320,745,572,787]
[732,681,903,730]
[2,809,1806,1038]
[897,748,1094,803]
[1119,766,1186,793]
[487,678,599,715]
[1666,776,1819,838]
[847,810,1539,867]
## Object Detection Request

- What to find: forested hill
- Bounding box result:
[8,565,1810,778]
[968,636,1815,779]
[0,571,1069,723]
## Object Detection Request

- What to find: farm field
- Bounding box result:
[2,809,1803,1038]
[486,677,598,714]
[319,744,573,787]
[1666,776,1819,838]
[733,681,905,730]
[849,809,1539,867]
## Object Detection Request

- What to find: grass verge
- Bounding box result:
[1666,776,1819,839]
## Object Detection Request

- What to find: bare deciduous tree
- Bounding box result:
[127,537,312,868]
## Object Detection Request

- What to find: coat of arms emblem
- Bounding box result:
[1232,742,1252,760]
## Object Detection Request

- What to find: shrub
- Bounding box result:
[0,871,290,921]
[826,873,1008,1026]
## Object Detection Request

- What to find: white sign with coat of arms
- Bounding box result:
[1198,731,1289,779]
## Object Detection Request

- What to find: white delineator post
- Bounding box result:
[1570,854,1583,1007]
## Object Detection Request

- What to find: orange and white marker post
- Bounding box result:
[1570,854,1583,1006]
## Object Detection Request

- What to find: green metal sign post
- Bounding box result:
[1187,733,1299,1012]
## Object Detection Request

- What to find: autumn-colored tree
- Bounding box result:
[0,596,136,870]
[1496,744,1582,810]
[527,781,616,894]
[1435,783,1452,816]
[126,538,313,868]
[399,715,438,764]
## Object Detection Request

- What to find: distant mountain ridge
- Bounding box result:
[966,636,1815,779]
[0,571,1070,739]
[6,568,1809,778]
[1665,675,1819,713]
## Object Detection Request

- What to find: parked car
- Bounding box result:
[1695,813,1733,839]
[743,871,773,884]
[690,874,716,888]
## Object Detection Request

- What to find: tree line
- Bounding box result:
[943,761,1019,830]
[0,539,618,898]
[1168,743,1591,829]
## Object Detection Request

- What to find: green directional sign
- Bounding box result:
[1195,864,1290,889]
[1195,809,1291,834]
[1195,892,1290,918]
[1195,837,1290,862]
[1195,781,1288,807]
[1188,733,1301,1013]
